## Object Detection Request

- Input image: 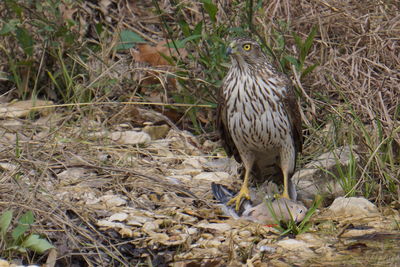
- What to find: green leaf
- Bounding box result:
[165,35,202,49]
[19,211,34,225]
[301,63,318,79]
[228,27,246,34]
[11,211,34,241]
[0,210,13,237]
[5,0,23,18]
[178,20,191,37]
[116,30,145,50]
[95,23,103,35]
[15,27,34,56]
[6,245,27,253]
[303,26,318,59]
[201,0,218,23]
[11,224,29,241]
[275,33,285,51]
[193,22,203,36]
[0,19,20,35]
[158,52,175,65]
[292,32,303,52]
[284,55,300,69]
[299,26,317,64]
[21,234,54,254]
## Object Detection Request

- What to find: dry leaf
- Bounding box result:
[0,100,54,118]
[133,40,187,66]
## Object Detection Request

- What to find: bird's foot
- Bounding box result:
[227,186,251,211]
[273,191,290,200]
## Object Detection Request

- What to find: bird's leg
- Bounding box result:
[275,165,291,199]
[227,167,251,211]
[281,170,290,199]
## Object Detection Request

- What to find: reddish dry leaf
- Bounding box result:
[133,40,187,66]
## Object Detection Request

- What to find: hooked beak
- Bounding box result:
[226,40,237,56]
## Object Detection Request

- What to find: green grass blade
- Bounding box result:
[0,210,13,238]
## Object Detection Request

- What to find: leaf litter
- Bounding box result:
[0,101,399,266]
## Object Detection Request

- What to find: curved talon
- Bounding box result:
[274,191,290,200]
[227,187,251,211]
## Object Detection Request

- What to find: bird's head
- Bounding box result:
[226,37,265,66]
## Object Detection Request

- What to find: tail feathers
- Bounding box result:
[211,182,253,216]
[211,182,235,204]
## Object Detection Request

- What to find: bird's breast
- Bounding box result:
[223,71,291,150]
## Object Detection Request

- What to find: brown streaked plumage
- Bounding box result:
[217,37,302,211]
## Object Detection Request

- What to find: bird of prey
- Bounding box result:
[217,37,302,211]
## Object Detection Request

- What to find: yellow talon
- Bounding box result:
[274,168,291,199]
[274,191,290,199]
[227,186,251,211]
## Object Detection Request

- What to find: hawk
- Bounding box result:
[217,37,302,211]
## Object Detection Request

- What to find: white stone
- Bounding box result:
[293,146,359,202]
[328,197,379,217]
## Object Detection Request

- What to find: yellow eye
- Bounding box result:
[243,44,252,51]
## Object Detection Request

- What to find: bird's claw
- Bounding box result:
[227,188,251,211]
[273,191,290,200]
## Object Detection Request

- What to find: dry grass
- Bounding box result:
[250,0,400,201]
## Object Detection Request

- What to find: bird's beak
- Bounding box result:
[226,41,237,56]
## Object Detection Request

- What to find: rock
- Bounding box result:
[292,146,359,203]
[327,197,379,218]
[110,131,151,145]
[142,124,170,140]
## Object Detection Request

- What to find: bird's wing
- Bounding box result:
[282,82,303,154]
[216,82,242,162]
